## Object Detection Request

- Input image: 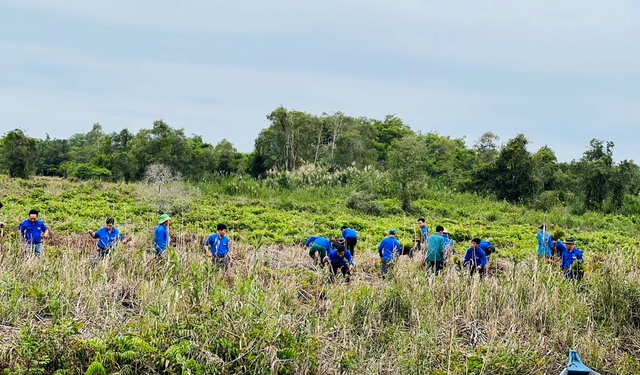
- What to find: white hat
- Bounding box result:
[443,227,449,234]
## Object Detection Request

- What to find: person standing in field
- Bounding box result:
[378,229,402,279]
[560,237,584,280]
[18,209,50,257]
[305,236,332,268]
[153,214,171,257]
[426,225,446,275]
[537,225,553,257]
[463,238,488,279]
[204,223,232,272]
[323,244,354,283]
[442,227,455,259]
[0,202,5,236]
[340,226,358,256]
[87,217,131,260]
[418,218,429,251]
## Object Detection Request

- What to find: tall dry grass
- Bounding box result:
[0,232,638,374]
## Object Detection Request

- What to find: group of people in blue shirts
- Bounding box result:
[6,204,586,281]
[537,225,585,279]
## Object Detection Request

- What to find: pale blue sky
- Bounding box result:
[1,0,639,161]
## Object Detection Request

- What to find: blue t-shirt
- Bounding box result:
[94,227,124,249]
[305,236,331,251]
[341,228,357,240]
[153,224,169,252]
[561,248,584,270]
[326,249,354,265]
[205,234,230,256]
[420,226,429,243]
[18,219,48,244]
[378,236,402,261]
[464,247,488,268]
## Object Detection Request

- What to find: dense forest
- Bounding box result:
[1,106,639,214]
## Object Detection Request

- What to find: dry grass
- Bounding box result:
[0,232,638,374]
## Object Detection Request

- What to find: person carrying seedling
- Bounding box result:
[463,238,488,279]
[418,218,429,251]
[153,214,171,257]
[560,237,584,280]
[18,209,50,257]
[205,223,232,272]
[378,229,402,279]
[88,217,131,260]
[426,225,446,275]
[340,226,358,256]
[323,244,354,283]
[305,236,332,268]
[537,225,553,258]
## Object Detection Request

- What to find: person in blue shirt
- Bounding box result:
[464,238,488,279]
[331,237,345,250]
[340,226,358,256]
[378,229,403,279]
[323,245,354,283]
[442,227,455,259]
[561,237,584,280]
[204,223,232,271]
[18,209,50,257]
[554,238,568,256]
[537,225,553,257]
[418,218,429,251]
[87,217,131,259]
[153,214,171,257]
[305,236,332,268]
[478,240,497,257]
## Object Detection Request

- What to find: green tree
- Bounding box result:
[531,146,558,194]
[473,131,501,164]
[580,139,614,210]
[387,135,429,210]
[493,134,534,203]
[372,115,413,164]
[1,129,38,179]
[36,135,71,176]
[211,139,242,174]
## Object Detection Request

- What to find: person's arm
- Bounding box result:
[42,222,50,238]
[305,237,316,247]
[577,251,584,264]
[463,249,471,266]
[395,239,402,257]
[87,229,96,239]
[378,240,384,257]
[346,251,354,268]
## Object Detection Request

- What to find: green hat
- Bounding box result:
[158,214,171,224]
[389,228,397,235]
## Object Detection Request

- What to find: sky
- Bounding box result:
[1,0,639,162]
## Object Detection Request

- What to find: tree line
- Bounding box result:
[1,106,639,213]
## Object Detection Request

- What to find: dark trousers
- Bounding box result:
[329,262,351,282]
[309,244,327,268]
[381,259,394,279]
[427,261,444,275]
[212,254,229,271]
[345,238,357,256]
[470,265,486,279]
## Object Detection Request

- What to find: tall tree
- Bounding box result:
[473,131,501,163]
[580,139,614,210]
[531,146,559,194]
[2,129,38,179]
[493,134,534,203]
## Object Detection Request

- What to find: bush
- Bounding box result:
[345,191,382,216]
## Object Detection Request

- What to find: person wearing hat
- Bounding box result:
[305,236,332,268]
[560,237,584,280]
[378,229,402,279]
[340,226,358,256]
[153,214,171,256]
[331,237,346,250]
[205,223,232,271]
[426,225,446,275]
[464,238,488,279]
[442,227,455,259]
[323,244,354,283]
[537,225,553,258]
[87,217,131,260]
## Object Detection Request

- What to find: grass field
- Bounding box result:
[0,176,639,374]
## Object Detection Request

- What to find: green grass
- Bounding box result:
[0,176,639,374]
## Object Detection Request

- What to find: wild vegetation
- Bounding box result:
[0,175,639,374]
